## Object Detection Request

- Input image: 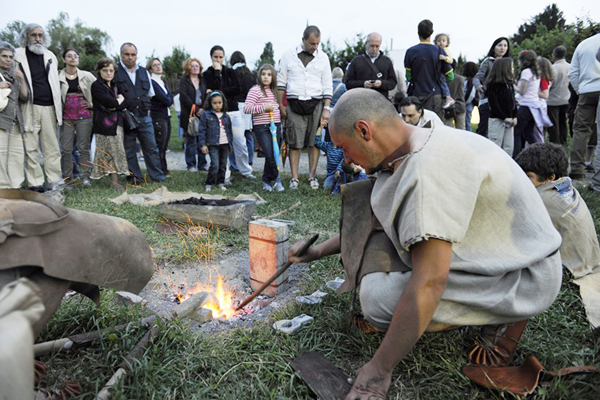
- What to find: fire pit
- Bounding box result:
[158,197,256,230]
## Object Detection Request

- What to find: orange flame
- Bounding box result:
[176,276,236,319]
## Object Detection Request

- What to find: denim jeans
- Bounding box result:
[589,100,600,189]
[465,103,474,132]
[153,118,171,174]
[185,134,207,169]
[206,144,229,186]
[513,105,538,158]
[254,123,282,184]
[123,115,165,182]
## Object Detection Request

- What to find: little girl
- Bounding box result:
[485,58,517,156]
[198,91,233,191]
[243,64,284,192]
[514,50,542,157]
[434,33,455,109]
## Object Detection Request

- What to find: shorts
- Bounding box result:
[284,101,323,149]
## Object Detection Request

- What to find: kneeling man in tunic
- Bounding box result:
[288,88,562,400]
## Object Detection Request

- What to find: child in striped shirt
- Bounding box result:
[243,64,283,192]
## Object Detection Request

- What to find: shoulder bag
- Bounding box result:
[187,104,200,137]
[0,73,11,112]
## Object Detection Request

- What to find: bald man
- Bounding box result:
[345,32,397,99]
[288,89,563,399]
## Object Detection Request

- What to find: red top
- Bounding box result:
[540,77,550,91]
[243,85,281,125]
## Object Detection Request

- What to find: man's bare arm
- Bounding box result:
[344,238,452,400]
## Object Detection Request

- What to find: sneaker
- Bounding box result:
[308,177,319,190]
[443,98,456,109]
[289,178,299,189]
[218,184,227,191]
[82,178,91,188]
[188,167,198,173]
[204,184,212,192]
[262,182,273,192]
[243,173,257,179]
[224,179,232,186]
[273,181,285,192]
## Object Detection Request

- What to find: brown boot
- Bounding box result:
[467,319,528,367]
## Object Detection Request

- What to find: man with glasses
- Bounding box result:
[14,23,63,190]
[345,32,397,100]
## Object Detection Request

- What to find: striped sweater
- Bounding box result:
[243,85,281,125]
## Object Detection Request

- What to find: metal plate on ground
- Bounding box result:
[289,351,352,400]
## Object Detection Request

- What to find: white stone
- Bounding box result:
[273,314,314,334]
[325,277,345,291]
[114,291,147,307]
[296,290,328,305]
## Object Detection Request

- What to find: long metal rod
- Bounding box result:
[236,234,319,311]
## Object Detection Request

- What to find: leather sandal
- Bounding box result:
[467,319,528,367]
[352,313,380,334]
[35,381,80,399]
[34,360,48,386]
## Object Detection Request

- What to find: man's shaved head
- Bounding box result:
[330,89,399,136]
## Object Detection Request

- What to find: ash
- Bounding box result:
[140,250,306,333]
[167,197,245,207]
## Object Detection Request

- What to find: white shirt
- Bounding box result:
[568,33,600,95]
[277,45,333,100]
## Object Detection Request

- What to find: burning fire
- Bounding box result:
[175,276,237,319]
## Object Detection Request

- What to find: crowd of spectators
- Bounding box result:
[1,21,599,195]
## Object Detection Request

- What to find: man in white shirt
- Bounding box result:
[277,26,333,190]
[568,33,600,180]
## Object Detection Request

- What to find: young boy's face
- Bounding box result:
[526,172,554,187]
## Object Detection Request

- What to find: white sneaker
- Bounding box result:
[262,182,273,192]
[443,98,455,109]
[188,167,198,173]
[205,184,212,192]
[289,178,299,189]
[308,177,319,190]
[273,181,285,192]
[218,184,227,191]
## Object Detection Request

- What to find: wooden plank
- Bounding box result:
[289,351,352,400]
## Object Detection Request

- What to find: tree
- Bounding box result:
[322,34,367,71]
[512,4,566,45]
[0,20,25,47]
[255,42,275,70]
[46,12,111,71]
[162,46,190,80]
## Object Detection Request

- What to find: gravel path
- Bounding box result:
[165,150,327,176]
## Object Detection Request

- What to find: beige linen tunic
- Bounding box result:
[360,125,563,329]
[537,177,600,328]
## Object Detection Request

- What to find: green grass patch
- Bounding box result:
[39,170,599,399]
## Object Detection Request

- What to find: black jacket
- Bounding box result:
[203,66,241,111]
[234,67,257,103]
[345,53,397,98]
[486,82,517,120]
[91,78,130,136]
[150,79,173,120]
[179,75,206,131]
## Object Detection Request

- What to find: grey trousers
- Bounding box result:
[60,118,93,180]
[569,92,599,176]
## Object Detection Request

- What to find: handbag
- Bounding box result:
[122,108,140,130]
[187,104,200,137]
[0,73,11,112]
[288,98,320,116]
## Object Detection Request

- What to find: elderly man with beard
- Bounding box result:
[14,23,63,190]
